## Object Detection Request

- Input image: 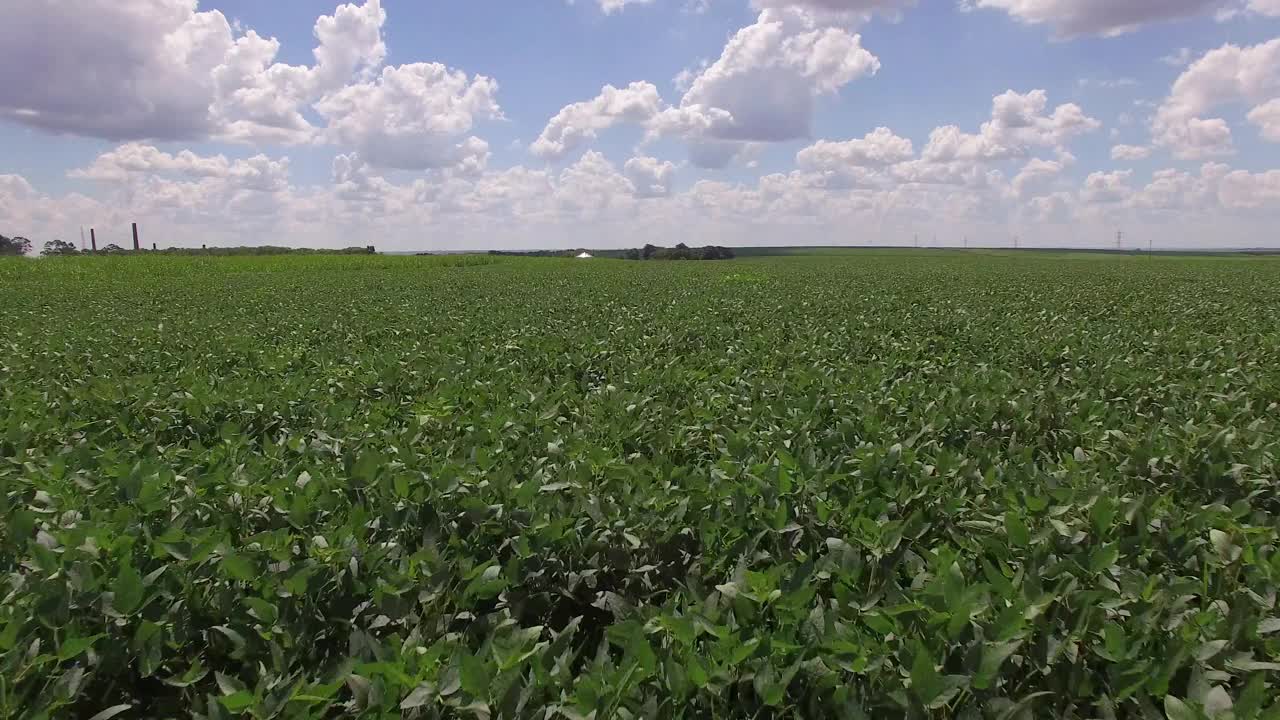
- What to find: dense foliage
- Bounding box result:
[0,234,33,256]
[626,244,735,261]
[2,251,1279,719]
[42,239,80,256]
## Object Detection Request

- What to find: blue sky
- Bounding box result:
[2,0,1279,251]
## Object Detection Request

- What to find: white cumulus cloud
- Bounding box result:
[921,89,1099,163]
[1011,157,1067,197]
[1081,169,1134,204]
[624,156,677,197]
[533,9,881,169]
[1152,39,1280,158]
[568,0,657,14]
[963,0,1228,38]
[531,82,664,161]
[1111,144,1153,160]
[1250,0,1280,15]
[0,0,499,172]
[1247,98,1280,142]
[316,63,500,171]
[749,0,918,23]
[659,8,880,166]
[1218,168,1280,208]
[796,127,915,169]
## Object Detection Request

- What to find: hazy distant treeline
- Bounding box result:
[487,243,736,260]
[153,246,376,256]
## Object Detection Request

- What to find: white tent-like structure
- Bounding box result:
[576,252,593,259]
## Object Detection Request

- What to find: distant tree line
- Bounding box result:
[485,244,736,260]
[1,235,81,257]
[623,243,735,261]
[0,234,34,255]
[4,232,120,256]
[43,239,80,256]
[155,246,376,256]
[0,234,376,257]
[485,249,586,258]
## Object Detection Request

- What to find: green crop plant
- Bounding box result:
[1,251,1279,718]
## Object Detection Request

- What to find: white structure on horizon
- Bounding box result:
[576,252,593,259]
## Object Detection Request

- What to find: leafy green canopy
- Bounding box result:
[0,234,33,256]
[1,252,1279,718]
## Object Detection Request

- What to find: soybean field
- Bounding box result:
[2,251,1280,719]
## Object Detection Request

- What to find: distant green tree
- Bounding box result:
[624,249,641,260]
[41,239,79,256]
[102,244,125,253]
[641,244,658,260]
[660,243,693,260]
[0,235,33,255]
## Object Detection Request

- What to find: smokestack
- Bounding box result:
[132,223,140,251]
[90,228,97,252]
[152,243,157,251]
